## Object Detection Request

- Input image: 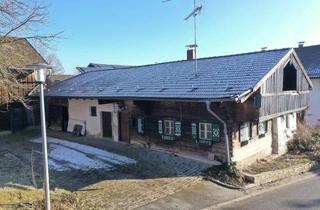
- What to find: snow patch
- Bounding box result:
[31,137,136,171]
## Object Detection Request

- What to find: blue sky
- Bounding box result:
[45,0,320,74]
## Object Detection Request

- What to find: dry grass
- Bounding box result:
[0,187,75,210]
[243,154,311,175]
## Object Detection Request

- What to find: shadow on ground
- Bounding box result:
[0,128,211,191]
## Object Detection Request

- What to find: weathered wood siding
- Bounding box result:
[259,55,311,120]
[125,100,259,161]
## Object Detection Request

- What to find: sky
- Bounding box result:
[44,0,320,74]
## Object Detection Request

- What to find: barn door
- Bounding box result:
[102,112,112,138]
[119,112,130,142]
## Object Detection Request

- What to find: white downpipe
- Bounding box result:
[205,101,231,165]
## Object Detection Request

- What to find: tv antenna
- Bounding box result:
[163,0,203,76]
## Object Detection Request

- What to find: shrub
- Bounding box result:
[288,124,320,156]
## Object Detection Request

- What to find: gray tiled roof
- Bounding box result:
[46,48,291,101]
[77,63,132,73]
[295,45,320,79]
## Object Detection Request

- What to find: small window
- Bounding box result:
[90,106,97,117]
[137,117,144,134]
[240,122,252,143]
[199,122,212,140]
[258,121,268,137]
[164,120,175,136]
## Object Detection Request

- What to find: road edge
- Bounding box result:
[202,168,320,210]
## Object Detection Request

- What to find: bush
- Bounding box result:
[203,164,245,187]
[288,124,320,156]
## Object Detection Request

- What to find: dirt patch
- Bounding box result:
[243,154,312,175]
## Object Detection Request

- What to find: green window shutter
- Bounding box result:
[191,122,198,142]
[137,117,144,134]
[158,120,163,134]
[174,121,181,137]
[212,123,220,143]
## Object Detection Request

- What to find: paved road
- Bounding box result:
[220,175,320,210]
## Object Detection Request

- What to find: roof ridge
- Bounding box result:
[82,47,291,74]
[295,43,320,49]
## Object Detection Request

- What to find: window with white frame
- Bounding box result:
[258,121,268,136]
[240,122,252,142]
[199,122,212,140]
[164,120,174,136]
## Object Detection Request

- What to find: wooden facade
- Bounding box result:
[259,54,311,121]
[121,99,261,161]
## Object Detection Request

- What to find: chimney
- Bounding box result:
[298,41,305,48]
[187,49,196,60]
[261,47,267,51]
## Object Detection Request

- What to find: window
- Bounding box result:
[258,121,268,137]
[164,120,174,136]
[90,106,97,117]
[137,117,144,134]
[199,122,212,140]
[283,63,297,91]
[240,122,252,142]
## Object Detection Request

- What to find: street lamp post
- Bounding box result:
[33,63,51,210]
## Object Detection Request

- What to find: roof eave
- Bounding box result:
[44,95,236,103]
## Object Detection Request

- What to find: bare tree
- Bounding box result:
[46,53,64,74]
[34,42,65,74]
[0,0,61,106]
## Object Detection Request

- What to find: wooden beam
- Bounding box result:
[259,106,308,122]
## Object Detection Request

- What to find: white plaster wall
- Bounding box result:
[67,99,119,141]
[232,133,273,163]
[307,78,320,127]
[275,113,297,155]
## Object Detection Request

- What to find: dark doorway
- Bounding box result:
[102,112,112,138]
[62,107,69,132]
[283,63,297,91]
[119,112,130,142]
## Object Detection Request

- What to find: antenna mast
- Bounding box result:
[185,0,202,76]
[163,0,203,76]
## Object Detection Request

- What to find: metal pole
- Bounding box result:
[39,82,51,210]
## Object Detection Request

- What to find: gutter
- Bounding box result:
[234,88,252,103]
[205,101,231,166]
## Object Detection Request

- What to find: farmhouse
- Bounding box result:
[295,43,320,127]
[0,37,47,132]
[45,48,312,165]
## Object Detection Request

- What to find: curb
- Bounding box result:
[202,168,320,210]
[203,177,243,190]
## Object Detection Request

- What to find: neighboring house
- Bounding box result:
[295,44,320,127]
[45,48,312,166]
[0,37,47,132]
[77,63,131,73]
